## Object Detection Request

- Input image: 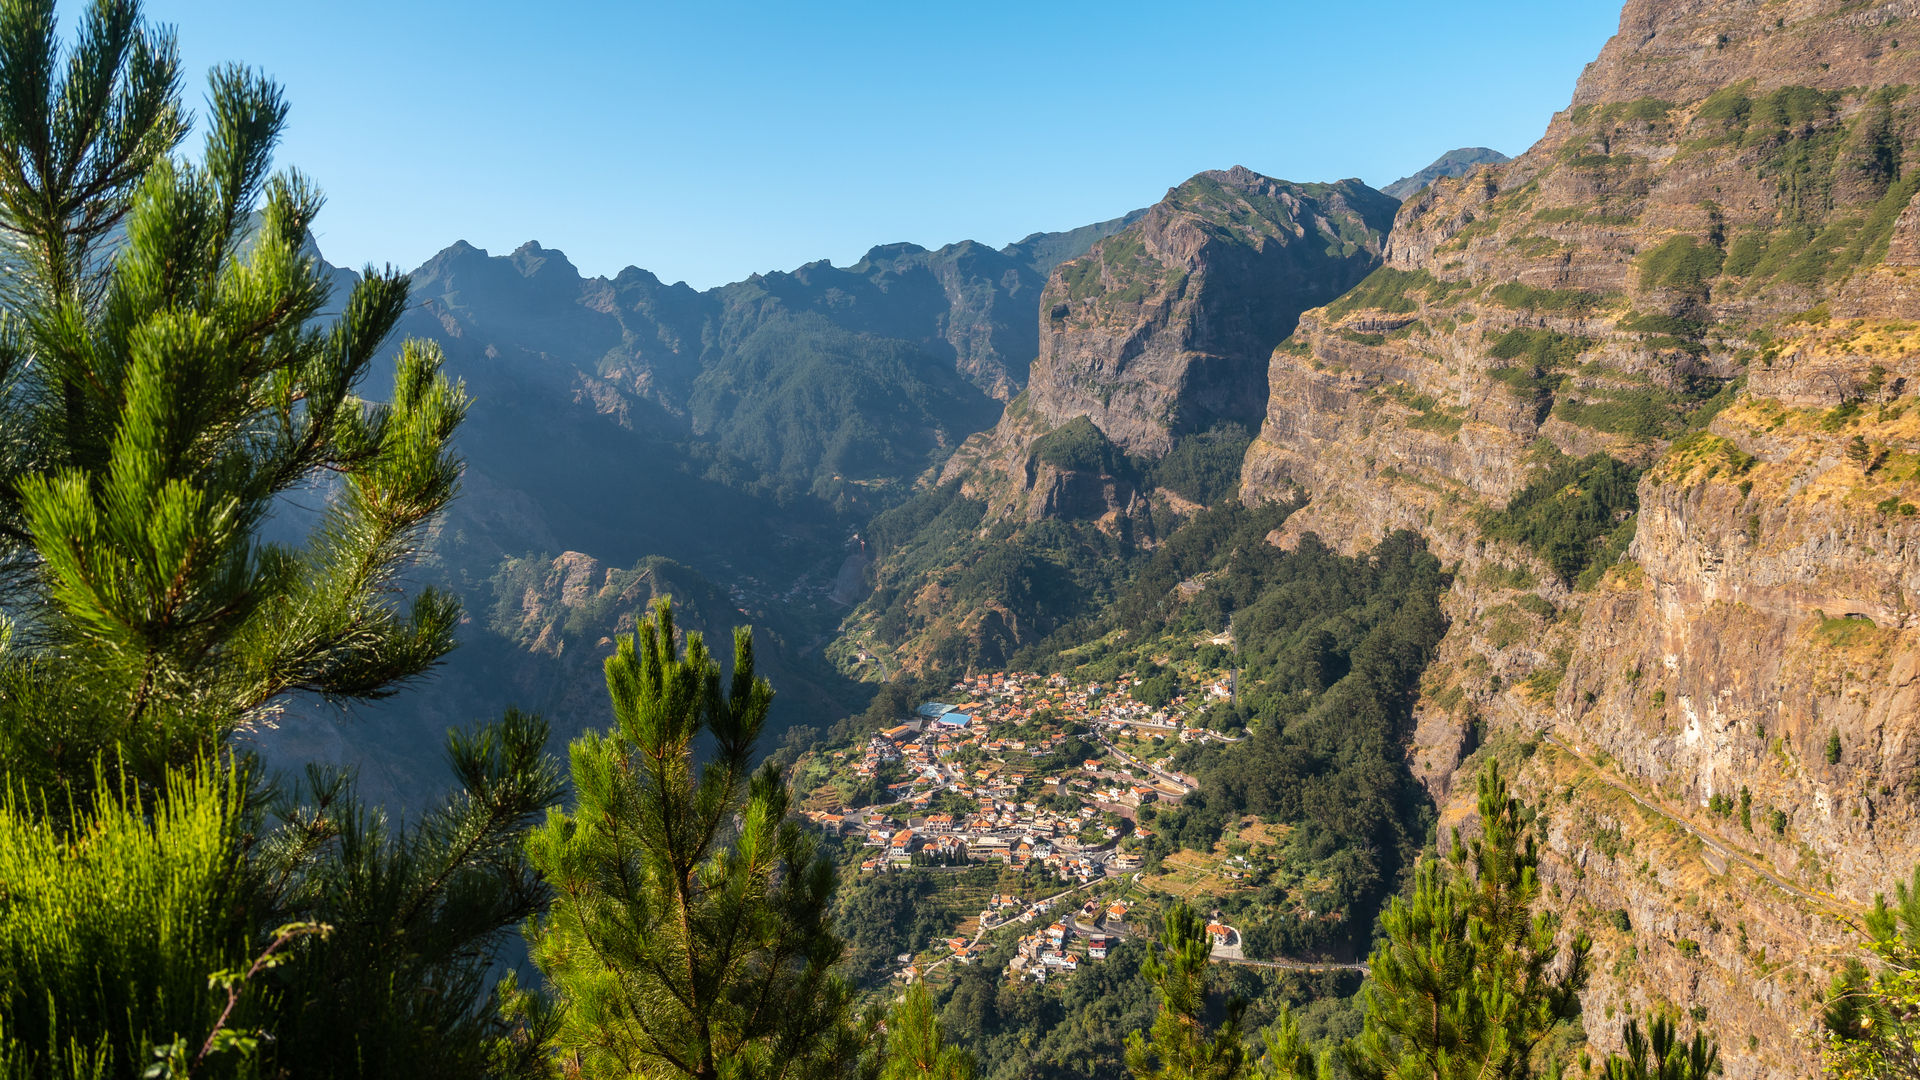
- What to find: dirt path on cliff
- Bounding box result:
[1541,733,1846,916]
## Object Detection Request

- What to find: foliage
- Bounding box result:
[1821,865,1920,1078]
[1134,669,1180,709]
[1600,1016,1720,1080]
[885,983,974,1080]
[1638,238,1725,294]
[527,599,861,1080]
[1485,330,1592,417]
[1140,529,1451,955]
[1322,269,1476,322]
[1486,283,1607,316]
[861,488,1133,673]
[0,1,467,793]
[1254,1007,1328,1080]
[1150,424,1254,506]
[1127,903,1248,1080]
[148,922,333,1079]
[0,763,253,1078]
[257,710,563,1079]
[0,4,556,1077]
[939,936,1163,1080]
[689,312,999,506]
[1479,449,1642,586]
[1340,760,1590,1080]
[1033,416,1133,477]
[836,868,991,987]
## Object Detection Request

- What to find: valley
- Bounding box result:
[254,2,1920,1073]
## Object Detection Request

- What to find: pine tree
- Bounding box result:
[1126,903,1248,1080]
[1343,760,1589,1080]
[1848,435,1873,473]
[0,3,562,1075]
[1821,864,1920,1078]
[254,709,562,1079]
[1254,1006,1328,1080]
[527,599,860,1080]
[1601,1016,1719,1080]
[883,982,974,1080]
[0,0,466,794]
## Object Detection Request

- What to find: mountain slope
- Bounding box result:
[1235,2,1920,1073]
[259,218,1140,808]
[839,168,1398,676]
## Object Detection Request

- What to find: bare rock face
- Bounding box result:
[1028,168,1396,458]
[1236,2,1920,1074]
[845,172,1394,675]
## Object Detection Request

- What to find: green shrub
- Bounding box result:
[1149,424,1254,505]
[1322,267,1467,320]
[1620,311,1708,338]
[1480,449,1643,585]
[1488,282,1609,315]
[1033,416,1131,475]
[1638,236,1725,292]
[1489,328,1595,367]
[0,766,252,1079]
[1516,593,1557,620]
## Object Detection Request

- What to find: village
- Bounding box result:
[798,667,1246,985]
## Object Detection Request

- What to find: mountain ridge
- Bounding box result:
[1231,0,1920,1072]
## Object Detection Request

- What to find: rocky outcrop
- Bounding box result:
[1236,2,1920,1074]
[1028,168,1396,458]
[843,170,1396,676]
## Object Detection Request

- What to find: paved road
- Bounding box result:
[1540,732,1839,913]
[1096,735,1197,794]
[1214,956,1369,974]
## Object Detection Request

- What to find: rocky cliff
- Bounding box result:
[940,168,1396,526]
[835,171,1397,677]
[1027,168,1397,458]
[1236,2,1920,1074]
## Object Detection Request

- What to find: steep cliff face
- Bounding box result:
[946,167,1395,528]
[1029,168,1396,458]
[839,172,1395,677]
[1237,3,1920,1074]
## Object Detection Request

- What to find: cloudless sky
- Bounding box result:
[135,0,1623,289]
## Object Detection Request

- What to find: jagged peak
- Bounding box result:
[508,241,581,281]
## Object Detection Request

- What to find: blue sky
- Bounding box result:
[138,1,1622,289]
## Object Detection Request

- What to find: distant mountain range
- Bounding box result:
[260,208,1151,807]
[261,150,1494,808]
